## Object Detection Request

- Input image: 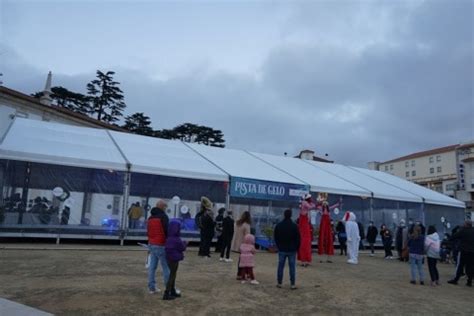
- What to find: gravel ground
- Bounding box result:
[0,244,472,315]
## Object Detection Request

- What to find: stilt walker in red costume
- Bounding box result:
[298,193,316,267]
[317,193,335,263]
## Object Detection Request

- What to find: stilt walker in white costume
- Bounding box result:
[343,211,360,264]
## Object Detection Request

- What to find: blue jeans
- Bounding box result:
[129,219,139,229]
[409,254,425,282]
[277,251,296,285]
[148,245,170,291]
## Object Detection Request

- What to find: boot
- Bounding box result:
[163,290,176,300]
[171,288,181,298]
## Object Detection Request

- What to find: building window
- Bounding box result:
[384,165,388,171]
[429,157,434,163]
[436,155,441,162]
[412,170,416,176]
[390,164,393,170]
[406,171,409,177]
[430,167,434,174]
[437,166,442,173]
[411,160,415,167]
[405,161,409,168]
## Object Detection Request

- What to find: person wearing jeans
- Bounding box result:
[148,245,170,293]
[408,224,425,285]
[147,200,170,293]
[274,209,300,289]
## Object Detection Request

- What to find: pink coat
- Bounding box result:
[239,234,256,268]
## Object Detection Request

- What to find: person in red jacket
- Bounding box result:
[147,199,170,294]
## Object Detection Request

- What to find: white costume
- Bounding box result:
[343,211,360,264]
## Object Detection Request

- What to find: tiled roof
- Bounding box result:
[381,144,459,164]
[0,86,126,132]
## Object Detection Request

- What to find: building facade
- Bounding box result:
[0,72,124,137]
[369,142,474,213]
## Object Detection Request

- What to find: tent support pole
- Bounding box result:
[120,164,132,246]
[369,193,374,221]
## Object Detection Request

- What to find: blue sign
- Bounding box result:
[230,177,309,201]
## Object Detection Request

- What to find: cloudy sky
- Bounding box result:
[1,0,473,167]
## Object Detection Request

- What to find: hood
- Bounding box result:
[243,234,255,245]
[343,211,356,222]
[168,220,181,237]
[427,232,439,241]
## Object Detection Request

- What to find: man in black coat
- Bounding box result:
[448,220,474,287]
[220,210,235,262]
[274,209,300,289]
[366,221,378,256]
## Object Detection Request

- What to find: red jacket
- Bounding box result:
[147,208,169,246]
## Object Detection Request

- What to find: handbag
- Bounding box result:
[401,247,409,259]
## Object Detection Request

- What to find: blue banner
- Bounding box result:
[230,177,309,201]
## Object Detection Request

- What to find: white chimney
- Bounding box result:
[40,71,52,106]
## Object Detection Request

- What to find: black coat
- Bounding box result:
[452,226,474,253]
[274,218,300,252]
[200,212,215,238]
[366,226,378,243]
[222,216,234,240]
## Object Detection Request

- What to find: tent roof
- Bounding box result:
[251,152,371,197]
[188,143,305,185]
[353,167,465,208]
[0,118,126,171]
[307,161,423,203]
[109,131,228,182]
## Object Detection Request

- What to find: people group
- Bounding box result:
[146,194,473,302]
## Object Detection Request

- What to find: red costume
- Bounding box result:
[318,204,334,255]
[298,197,315,263]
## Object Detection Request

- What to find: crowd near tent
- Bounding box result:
[0,118,466,243]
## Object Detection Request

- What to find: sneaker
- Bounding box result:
[291,285,297,290]
[171,288,181,298]
[370,254,374,257]
[219,257,224,262]
[276,284,282,288]
[410,280,416,285]
[162,291,176,301]
[447,279,458,285]
[149,290,156,294]
[467,281,472,287]
[225,258,233,263]
[250,280,259,285]
[241,280,247,284]
[420,281,425,286]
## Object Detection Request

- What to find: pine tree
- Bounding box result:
[123,112,153,136]
[32,86,92,115]
[87,70,126,123]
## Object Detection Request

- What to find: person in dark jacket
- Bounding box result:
[164,221,187,300]
[336,221,347,256]
[380,224,393,259]
[274,209,300,289]
[147,200,170,294]
[197,196,215,258]
[214,208,225,253]
[366,221,378,256]
[220,210,234,262]
[408,224,425,285]
[448,220,474,287]
[358,221,365,250]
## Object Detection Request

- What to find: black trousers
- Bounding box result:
[339,240,347,255]
[220,237,231,259]
[427,257,439,282]
[215,234,223,252]
[383,241,393,257]
[453,251,466,281]
[369,243,375,254]
[199,234,212,256]
[462,251,473,283]
[166,261,179,292]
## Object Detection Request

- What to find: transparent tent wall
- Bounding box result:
[0,159,125,233]
[127,172,227,236]
[424,204,466,237]
[371,198,423,237]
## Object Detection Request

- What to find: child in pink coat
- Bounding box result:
[239,234,259,285]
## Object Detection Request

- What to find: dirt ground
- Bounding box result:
[0,244,472,316]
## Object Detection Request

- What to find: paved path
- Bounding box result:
[0,298,53,316]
